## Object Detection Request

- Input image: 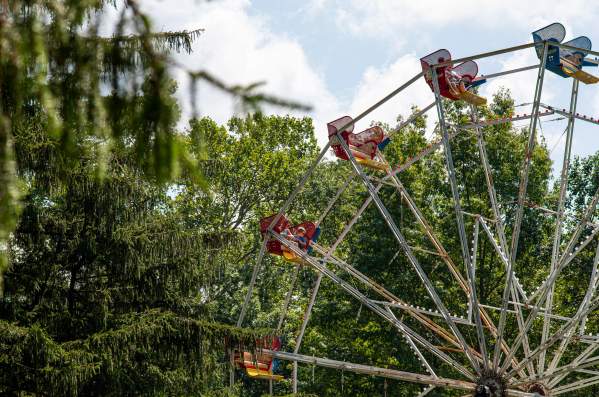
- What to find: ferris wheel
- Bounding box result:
[235,22,599,397]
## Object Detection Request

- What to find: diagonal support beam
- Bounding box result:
[428,71,479,349]
[505,294,599,378]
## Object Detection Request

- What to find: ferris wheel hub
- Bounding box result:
[474,372,506,397]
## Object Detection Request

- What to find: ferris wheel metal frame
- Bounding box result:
[235,39,599,397]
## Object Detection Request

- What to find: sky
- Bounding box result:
[129,0,599,175]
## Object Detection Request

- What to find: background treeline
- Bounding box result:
[2,1,599,396]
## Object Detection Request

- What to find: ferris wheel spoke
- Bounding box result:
[470,104,529,305]
[276,263,300,331]
[471,105,535,376]
[513,335,599,386]
[552,374,599,395]
[427,78,490,374]
[505,293,599,378]
[501,190,599,374]
[527,186,599,305]
[468,218,490,371]
[497,44,550,376]
[547,344,599,388]
[311,243,464,349]
[266,349,478,391]
[547,241,599,372]
[385,307,437,377]
[578,243,599,337]
[381,169,533,376]
[316,174,354,226]
[477,218,534,377]
[335,135,483,373]
[509,42,549,278]
[287,177,358,391]
[273,233,477,380]
[540,78,580,375]
[430,68,475,296]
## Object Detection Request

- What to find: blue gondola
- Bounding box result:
[532,22,598,84]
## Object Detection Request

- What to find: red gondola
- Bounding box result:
[327,116,388,171]
[259,214,320,262]
[420,49,487,106]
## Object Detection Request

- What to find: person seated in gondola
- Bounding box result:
[294,226,308,250]
[327,116,389,171]
[281,226,306,249]
[564,51,584,67]
[420,49,487,106]
[445,67,468,98]
[531,22,598,84]
[260,215,320,262]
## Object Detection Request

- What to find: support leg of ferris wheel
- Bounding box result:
[498,41,549,375]
[271,231,477,380]
[540,77,579,375]
[334,130,482,373]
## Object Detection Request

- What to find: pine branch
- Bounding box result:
[96,28,205,55]
[189,70,312,112]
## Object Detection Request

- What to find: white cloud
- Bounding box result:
[306,0,330,15]
[481,50,557,109]
[334,0,599,40]
[137,0,341,145]
[347,54,435,131]
[115,0,599,156]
